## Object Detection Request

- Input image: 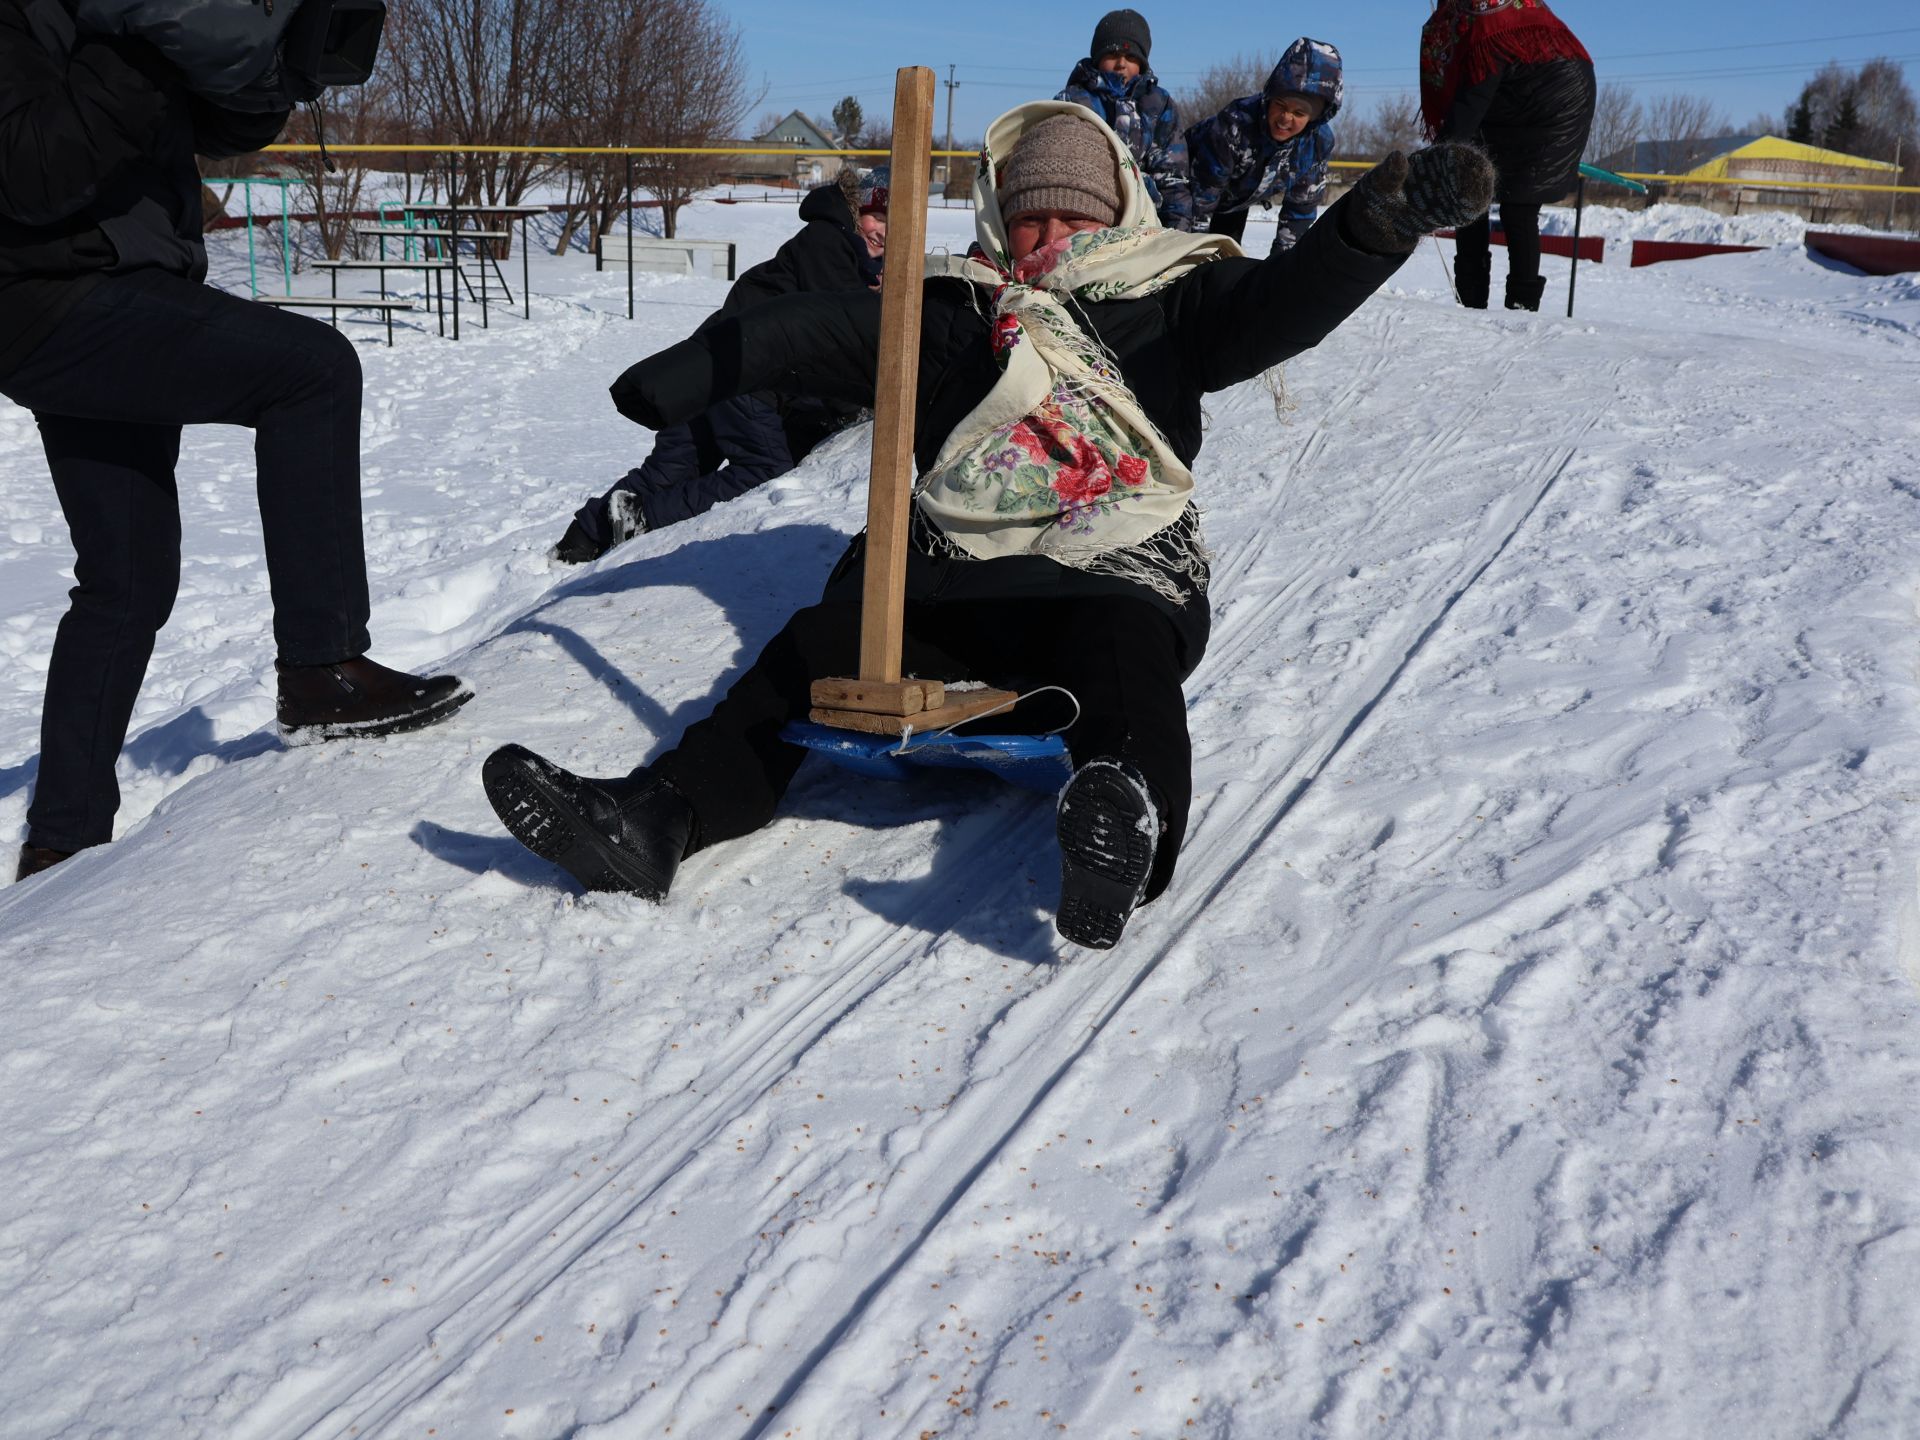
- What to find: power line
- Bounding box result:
[959,28,1920,79]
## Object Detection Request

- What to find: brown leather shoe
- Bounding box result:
[14,844,74,881]
[277,655,473,742]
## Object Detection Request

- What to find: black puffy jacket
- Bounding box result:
[0,0,287,375]
[1438,56,1595,204]
[700,176,881,453]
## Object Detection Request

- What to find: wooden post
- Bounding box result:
[810,66,1016,735]
[857,66,935,686]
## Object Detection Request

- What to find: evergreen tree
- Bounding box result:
[831,96,864,144]
[1785,88,1813,144]
[1828,94,1862,154]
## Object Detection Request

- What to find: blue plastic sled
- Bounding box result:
[780,721,1073,794]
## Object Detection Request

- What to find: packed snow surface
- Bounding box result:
[5,198,1920,1438]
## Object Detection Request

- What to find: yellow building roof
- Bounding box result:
[1684,135,1901,180]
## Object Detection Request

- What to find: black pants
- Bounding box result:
[1458,204,1544,283]
[2,269,372,851]
[653,545,1207,901]
[612,392,795,532]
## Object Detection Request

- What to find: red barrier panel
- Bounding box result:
[1805,231,1920,276]
[1436,228,1604,262]
[1630,239,1764,268]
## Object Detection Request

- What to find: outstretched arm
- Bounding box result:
[1184,113,1231,230]
[1143,100,1194,230]
[611,288,884,430]
[189,93,290,159]
[1272,147,1331,254]
[1182,144,1494,391]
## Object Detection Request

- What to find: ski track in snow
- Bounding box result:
[4,200,1920,1439]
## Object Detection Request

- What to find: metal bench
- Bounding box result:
[312,259,452,336]
[352,224,515,333]
[253,294,424,346]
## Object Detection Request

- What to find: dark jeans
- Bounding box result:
[1459,203,1544,283]
[2,269,372,851]
[653,546,1206,901]
[612,392,795,532]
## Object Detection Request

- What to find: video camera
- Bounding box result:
[76,0,387,106]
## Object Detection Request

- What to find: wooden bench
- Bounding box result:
[254,294,424,346]
[597,234,737,281]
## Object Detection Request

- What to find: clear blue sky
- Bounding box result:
[726,1,1919,144]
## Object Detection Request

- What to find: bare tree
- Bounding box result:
[1174,51,1281,127]
[1846,57,1919,164]
[383,0,567,229]
[278,77,397,262]
[1586,81,1643,167]
[1345,92,1424,161]
[1640,93,1732,175]
[627,0,757,238]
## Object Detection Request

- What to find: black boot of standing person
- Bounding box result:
[1452,214,1493,309]
[1,0,468,880]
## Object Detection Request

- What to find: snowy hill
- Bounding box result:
[4,200,1920,1438]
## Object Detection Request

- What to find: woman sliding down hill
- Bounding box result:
[482,101,1491,949]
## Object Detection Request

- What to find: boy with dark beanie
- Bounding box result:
[1055,8,1193,229]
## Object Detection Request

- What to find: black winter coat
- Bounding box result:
[716,180,877,320]
[1438,56,1595,204]
[611,193,1403,643]
[699,178,878,453]
[0,0,287,375]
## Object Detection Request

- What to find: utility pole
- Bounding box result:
[941,65,961,189]
[1891,135,1903,232]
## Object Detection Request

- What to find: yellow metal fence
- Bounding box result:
[262,144,1920,196]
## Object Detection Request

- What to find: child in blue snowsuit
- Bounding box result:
[1054,8,1193,229]
[1187,37,1342,254]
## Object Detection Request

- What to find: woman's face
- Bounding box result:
[1096,53,1142,81]
[1266,96,1318,143]
[857,212,886,257]
[1006,210,1107,262]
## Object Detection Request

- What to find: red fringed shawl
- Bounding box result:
[1420,0,1592,137]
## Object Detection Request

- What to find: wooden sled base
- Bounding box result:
[809,684,1021,737]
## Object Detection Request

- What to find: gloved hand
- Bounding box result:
[1342,143,1496,256]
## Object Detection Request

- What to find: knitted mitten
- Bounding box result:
[1344,144,1497,256]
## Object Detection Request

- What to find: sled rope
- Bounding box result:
[891,684,1083,752]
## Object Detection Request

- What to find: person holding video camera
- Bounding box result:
[1,0,469,883]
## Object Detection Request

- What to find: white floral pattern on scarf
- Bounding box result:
[916,103,1242,601]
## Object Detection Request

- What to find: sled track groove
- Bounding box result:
[263,339,1604,1440]
[252,806,1041,1440]
[708,411,1607,1436]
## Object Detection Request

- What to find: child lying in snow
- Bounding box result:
[482,102,1491,949]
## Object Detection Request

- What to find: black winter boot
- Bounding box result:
[1454,250,1491,309]
[278,656,472,741]
[1504,274,1548,312]
[14,843,75,881]
[482,744,694,901]
[1055,758,1161,950]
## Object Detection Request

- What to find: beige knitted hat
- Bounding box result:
[996,113,1123,226]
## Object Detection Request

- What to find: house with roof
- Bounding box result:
[728,111,841,187]
[1600,134,1900,213]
